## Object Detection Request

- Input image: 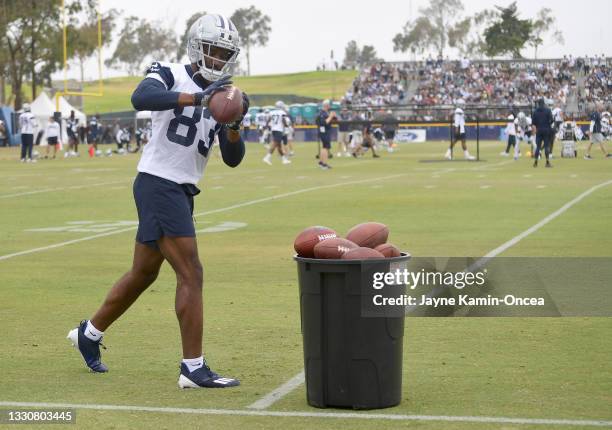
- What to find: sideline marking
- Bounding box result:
[0,401,609,427]
[247,371,305,410]
[249,178,612,410]
[0,174,406,262]
[0,180,126,199]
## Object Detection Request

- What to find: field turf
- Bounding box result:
[0,140,611,429]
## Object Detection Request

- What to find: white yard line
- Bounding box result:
[250,178,612,410]
[0,174,406,262]
[247,371,306,410]
[0,180,126,199]
[0,401,609,427]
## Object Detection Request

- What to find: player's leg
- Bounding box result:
[66,242,164,373]
[460,135,475,160]
[156,236,202,358]
[90,243,165,330]
[514,136,521,160]
[534,133,544,167]
[319,136,330,168]
[157,235,239,388]
[26,135,34,160]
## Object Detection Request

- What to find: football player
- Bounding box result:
[515,111,534,158]
[263,101,290,165]
[500,114,516,157]
[445,107,475,160]
[67,14,248,389]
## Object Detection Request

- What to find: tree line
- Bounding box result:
[0,1,271,109]
[343,0,564,69]
[1,0,566,110]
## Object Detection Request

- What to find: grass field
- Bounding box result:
[0,140,611,429]
[77,70,357,114]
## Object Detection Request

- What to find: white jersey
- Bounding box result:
[242,114,252,128]
[46,122,60,138]
[453,113,465,134]
[137,61,223,185]
[269,109,286,132]
[255,112,268,128]
[505,121,516,136]
[552,107,563,123]
[19,112,37,135]
[283,116,293,136]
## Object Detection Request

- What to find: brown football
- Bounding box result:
[313,238,358,259]
[208,85,243,124]
[294,226,338,258]
[341,247,385,260]
[345,222,389,248]
[374,243,401,258]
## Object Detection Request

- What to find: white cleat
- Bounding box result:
[500,151,509,156]
[282,157,291,165]
[262,156,272,165]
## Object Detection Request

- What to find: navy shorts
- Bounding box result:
[133,172,200,248]
[272,130,283,143]
[320,135,331,149]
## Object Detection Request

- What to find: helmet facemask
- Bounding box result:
[192,40,239,82]
[186,14,241,83]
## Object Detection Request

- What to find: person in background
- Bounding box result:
[336,106,351,157]
[241,111,251,142]
[88,115,100,151]
[19,103,38,163]
[531,98,554,168]
[584,103,612,159]
[501,114,517,157]
[44,116,61,159]
[66,110,79,157]
[445,107,475,160]
[0,119,7,147]
[317,100,335,169]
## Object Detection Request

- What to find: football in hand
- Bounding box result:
[209,86,243,124]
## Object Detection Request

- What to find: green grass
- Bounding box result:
[0,140,611,429]
[80,70,357,114]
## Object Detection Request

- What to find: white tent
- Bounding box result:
[29,92,87,145]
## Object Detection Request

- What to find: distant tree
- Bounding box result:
[67,2,118,84]
[359,45,381,65]
[230,6,271,76]
[342,41,381,69]
[484,2,532,59]
[106,16,178,75]
[0,0,80,108]
[393,0,469,58]
[343,40,360,69]
[528,8,564,59]
[177,11,206,62]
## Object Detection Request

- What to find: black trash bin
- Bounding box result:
[295,253,410,409]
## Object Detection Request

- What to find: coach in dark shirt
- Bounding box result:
[531,99,553,168]
[316,100,335,169]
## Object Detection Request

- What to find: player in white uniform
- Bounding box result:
[241,111,252,142]
[255,108,271,145]
[19,104,38,162]
[501,114,516,157]
[445,107,475,160]
[44,116,61,159]
[514,111,534,159]
[263,101,291,165]
[551,106,563,156]
[67,14,247,389]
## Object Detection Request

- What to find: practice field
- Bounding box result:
[0,140,611,430]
